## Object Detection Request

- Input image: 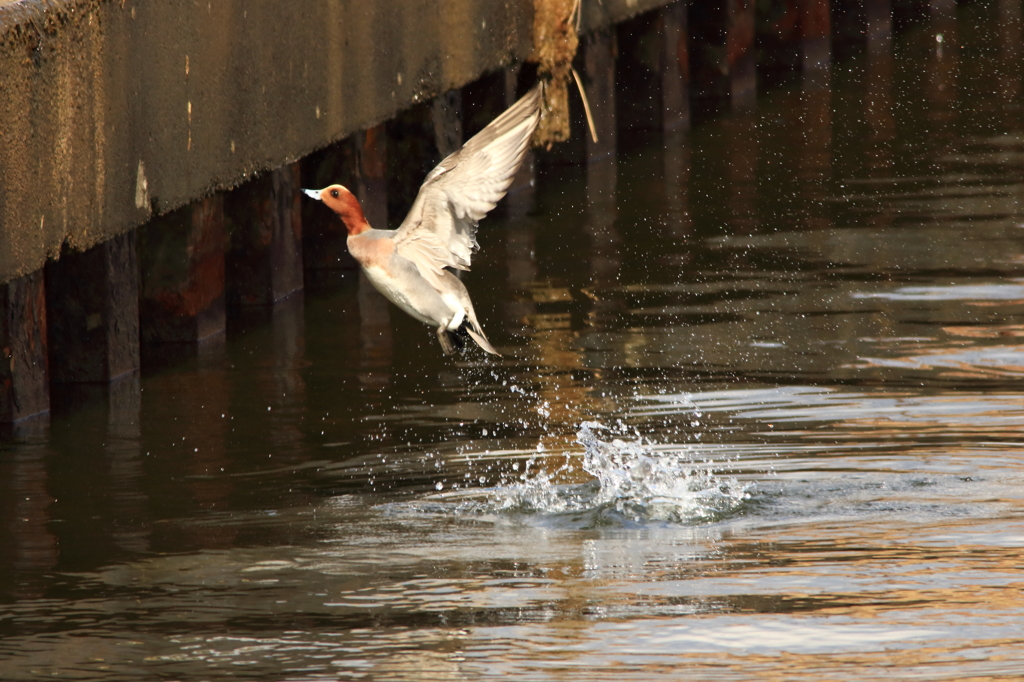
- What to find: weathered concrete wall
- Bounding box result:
[0,0,671,284]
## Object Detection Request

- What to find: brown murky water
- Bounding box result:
[3,4,1024,680]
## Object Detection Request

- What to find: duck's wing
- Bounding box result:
[393,84,542,289]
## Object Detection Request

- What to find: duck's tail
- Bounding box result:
[464,308,501,356]
[436,316,500,356]
[465,326,500,356]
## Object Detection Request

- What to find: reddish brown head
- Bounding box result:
[303,184,370,235]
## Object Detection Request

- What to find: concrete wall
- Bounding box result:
[0,0,670,284]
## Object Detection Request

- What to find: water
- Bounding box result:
[3,5,1024,679]
[408,422,751,526]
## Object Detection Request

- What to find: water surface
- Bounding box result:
[3,5,1024,680]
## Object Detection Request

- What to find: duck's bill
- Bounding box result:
[302,188,322,200]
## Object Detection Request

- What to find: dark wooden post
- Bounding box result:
[268,164,305,300]
[998,0,1022,100]
[105,371,148,553]
[725,112,758,234]
[800,0,831,88]
[584,29,617,163]
[833,0,890,58]
[866,0,893,53]
[1,271,49,423]
[930,0,957,45]
[798,86,832,232]
[356,125,389,231]
[864,37,896,176]
[505,66,537,216]
[225,163,304,306]
[581,29,620,294]
[45,232,140,384]
[727,0,757,110]
[930,0,956,19]
[431,89,464,160]
[139,195,227,344]
[663,132,693,238]
[926,0,958,137]
[0,437,57,593]
[661,2,691,132]
[357,270,393,389]
[502,215,538,332]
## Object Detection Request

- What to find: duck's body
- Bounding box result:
[305,84,542,356]
[351,228,484,352]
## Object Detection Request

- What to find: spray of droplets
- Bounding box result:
[452,421,751,527]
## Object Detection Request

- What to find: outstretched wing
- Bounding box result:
[393,84,542,289]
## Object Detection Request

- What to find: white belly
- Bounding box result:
[363,266,421,319]
[363,265,458,328]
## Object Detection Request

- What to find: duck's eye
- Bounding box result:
[330,189,340,199]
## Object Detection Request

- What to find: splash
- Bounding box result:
[464,422,751,527]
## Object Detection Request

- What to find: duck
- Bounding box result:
[304,84,542,356]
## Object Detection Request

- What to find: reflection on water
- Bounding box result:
[3,4,1024,679]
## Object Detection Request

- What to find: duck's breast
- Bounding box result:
[351,232,452,326]
[348,230,395,268]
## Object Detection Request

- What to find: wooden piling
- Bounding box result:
[998,0,1022,100]
[725,112,758,234]
[929,0,957,57]
[866,0,893,52]
[663,131,693,238]
[0,439,56,594]
[728,0,757,110]
[584,29,618,162]
[615,7,689,134]
[105,370,148,554]
[138,196,227,344]
[431,90,464,160]
[690,0,756,112]
[225,163,304,306]
[833,0,891,59]
[357,270,393,389]
[798,86,832,231]
[926,0,958,135]
[387,102,444,225]
[661,3,691,132]
[357,125,389,232]
[0,271,49,423]
[505,67,537,215]
[45,231,140,383]
[929,0,956,19]
[800,0,832,88]
[580,26,619,241]
[864,40,896,175]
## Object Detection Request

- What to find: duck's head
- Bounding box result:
[303,184,370,235]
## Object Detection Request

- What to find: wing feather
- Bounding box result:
[394,85,542,287]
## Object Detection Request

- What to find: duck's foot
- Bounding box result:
[436,326,455,354]
[436,324,469,355]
